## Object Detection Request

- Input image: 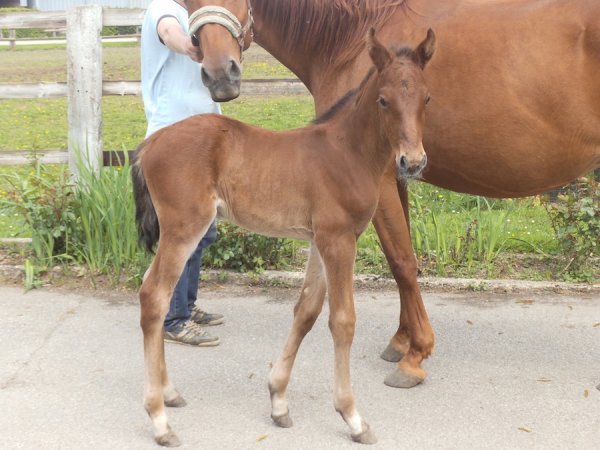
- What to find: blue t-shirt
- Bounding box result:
[141,0,221,138]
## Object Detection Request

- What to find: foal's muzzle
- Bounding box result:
[396,153,428,179]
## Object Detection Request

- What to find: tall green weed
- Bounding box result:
[0,157,150,286]
[0,162,78,263]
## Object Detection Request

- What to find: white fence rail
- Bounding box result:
[0,7,308,172]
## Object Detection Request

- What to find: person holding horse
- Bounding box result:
[141,0,223,346]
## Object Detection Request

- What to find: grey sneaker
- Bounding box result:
[164,320,220,347]
[190,305,224,326]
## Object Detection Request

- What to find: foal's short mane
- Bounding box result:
[313,46,416,125]
[253,0,409,66]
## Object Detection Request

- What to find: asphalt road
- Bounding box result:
[1,284,598,449]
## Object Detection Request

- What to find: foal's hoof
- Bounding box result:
[271,412,293,428]
[351,422,377,445]
[155,430,181,447]
[380,343,404,362]
[164,395,187,408]
[384,367,424,389]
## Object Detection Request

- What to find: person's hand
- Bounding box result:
[184,39,204,62]
[158,17,204,62]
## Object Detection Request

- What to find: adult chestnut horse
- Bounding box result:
[185,0,254,101]
[189,0,600,389]
[133,30,435,446]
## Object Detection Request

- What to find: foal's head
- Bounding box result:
[368,28,436,179]
[186,0,254,101]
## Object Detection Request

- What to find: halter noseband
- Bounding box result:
[188,0,254,60]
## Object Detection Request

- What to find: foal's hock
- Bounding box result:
[133,29,435,447]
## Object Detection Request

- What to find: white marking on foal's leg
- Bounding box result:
[270,391,289,418]
[340,407,377,445]
[269,366,293,428]
[152,411,170,438]
[345,410,364,435]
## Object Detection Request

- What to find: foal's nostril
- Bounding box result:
[399,155,409,170]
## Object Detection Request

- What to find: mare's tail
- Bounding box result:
[132,143,159,253]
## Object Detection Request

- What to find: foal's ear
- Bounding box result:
[415,28,436,68]
[367,28,392,72]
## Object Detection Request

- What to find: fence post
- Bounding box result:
[66,5,103,178]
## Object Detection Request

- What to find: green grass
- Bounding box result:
[0,43,293,83]
[1,44,592,282]
[0,93,562,280]
[0,99,68,150]
[222,96,314,129]
[0,95,314,152]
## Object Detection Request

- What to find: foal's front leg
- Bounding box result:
[269,244,327,428]
[318,233,376,445]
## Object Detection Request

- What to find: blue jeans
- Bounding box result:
[164,221,217,332]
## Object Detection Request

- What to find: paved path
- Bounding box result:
[1,284,598,449]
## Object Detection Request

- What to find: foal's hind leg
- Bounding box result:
[318,233,376,445]
[269,244,327,428]
[140,267,186,409]
[372,172,434,388]
[140,216,215,447]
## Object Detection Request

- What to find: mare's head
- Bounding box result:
[368,28,436,179]
[186,0,254,101]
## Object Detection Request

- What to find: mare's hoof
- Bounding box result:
[155,430,181,447]
[351,422,377,445]
[384,367,424,389]
[380,343,404,362]
[164,395,187,408]
[271,412,293,428]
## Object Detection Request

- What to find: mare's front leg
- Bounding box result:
[372,169,434,388]
[269,244,327,428]
[317,232,376,445]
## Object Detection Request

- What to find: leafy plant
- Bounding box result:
[544,174,600,281]
[0,161,78,263]
[204,221,297,273]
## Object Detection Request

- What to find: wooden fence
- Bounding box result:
[0,6,308,174]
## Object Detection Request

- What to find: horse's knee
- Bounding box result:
[388,254,419,285]
[139,285,169,333]
[328,313,356,343]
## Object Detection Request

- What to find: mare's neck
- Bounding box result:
[251,6,314,90]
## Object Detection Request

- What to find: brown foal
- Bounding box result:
[133,30,435,446]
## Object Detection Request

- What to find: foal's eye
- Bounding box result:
[377,96,389,109]
[425,95,432,105]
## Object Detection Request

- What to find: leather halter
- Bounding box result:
[188,0,254,60]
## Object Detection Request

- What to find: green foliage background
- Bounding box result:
[0,40,597,284]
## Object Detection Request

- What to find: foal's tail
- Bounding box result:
[132,144,159,253]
